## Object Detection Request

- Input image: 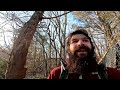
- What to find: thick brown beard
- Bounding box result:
[67,45,94,74]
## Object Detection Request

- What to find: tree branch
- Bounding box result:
[42,11,72,19]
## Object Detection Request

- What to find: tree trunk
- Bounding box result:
[5,11,44,79]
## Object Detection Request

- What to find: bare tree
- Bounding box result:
[0,11,71,79]
[5,11,44,79]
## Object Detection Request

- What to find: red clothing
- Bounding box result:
[48,66,120,79]
[107,67,120,79]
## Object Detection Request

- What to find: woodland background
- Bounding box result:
[0,11,119,79]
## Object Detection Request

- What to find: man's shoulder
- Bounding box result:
[107,67,120,79]
[48,66,61,79]
[107,67,120,72]
[50,66,61,73]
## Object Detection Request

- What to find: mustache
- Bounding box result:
[74,45,90,52]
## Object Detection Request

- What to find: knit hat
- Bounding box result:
[67,28,91,44]
[73,28,90,39]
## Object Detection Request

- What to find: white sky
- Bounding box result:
[0,19,13,47]
[0,11,33,48]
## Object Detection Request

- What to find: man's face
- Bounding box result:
[68,34,92,60]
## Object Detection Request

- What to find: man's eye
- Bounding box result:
[72,40,78,43]
[83,39,89,42]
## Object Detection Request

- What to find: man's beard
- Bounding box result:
[67,45,94,74]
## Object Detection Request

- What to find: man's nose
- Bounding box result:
[77,40,84,46]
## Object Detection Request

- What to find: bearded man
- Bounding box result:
[48,28,120,79]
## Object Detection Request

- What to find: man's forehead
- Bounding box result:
[71,34,89,39]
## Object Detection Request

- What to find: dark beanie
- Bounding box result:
[70,28,91,42]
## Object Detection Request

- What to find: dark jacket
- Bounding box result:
[48,66,120,79]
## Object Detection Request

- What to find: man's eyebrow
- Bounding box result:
[82,37,89,39]
[71,38,78,40]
